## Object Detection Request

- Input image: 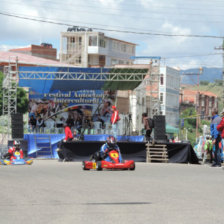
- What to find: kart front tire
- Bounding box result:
[129,162,135,171]
[96,161,102,171]
[82,161,89,170]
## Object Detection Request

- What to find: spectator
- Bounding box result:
[210,108,222,167]
[203,136,213,164]
[110,105,120,139]
[170,136,175,143]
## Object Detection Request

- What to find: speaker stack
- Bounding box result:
[153,115,167,142]
[11,113,24,139]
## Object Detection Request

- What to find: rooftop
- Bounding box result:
[0,51,75,67]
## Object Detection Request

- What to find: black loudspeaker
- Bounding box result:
[8,140,28,157]
[11,113,24,139]
[153,115,166,141]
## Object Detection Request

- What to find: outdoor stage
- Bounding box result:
[24,134,199,164]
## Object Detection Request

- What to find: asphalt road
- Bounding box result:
[0,160,224,224]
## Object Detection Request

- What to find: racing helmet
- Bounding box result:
[13,140,20,148]
[106,136,116,149]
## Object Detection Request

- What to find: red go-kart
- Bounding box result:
[82,150,135,171]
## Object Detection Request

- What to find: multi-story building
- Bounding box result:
[115,64,180,134]
[180,89,218,118]
[9,43,57,60]
[159,66,180,128]
[60,27,136,67]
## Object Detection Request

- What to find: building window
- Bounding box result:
[71,37,75,43]
[160,74,164,85]
[121,44,126,52]
[79,37,82,45]
[111,59,117,65]
[132,46,135,54]
[160,93,164,104]
[89,36,97,46]
[112,41,116,49]
[99,38,106,48]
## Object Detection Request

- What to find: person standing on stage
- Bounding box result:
[110,105,120,139]
[142,113,154,142]
[57,121,77,162]
[210,108,222,167]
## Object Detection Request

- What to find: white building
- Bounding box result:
[116,65,180,135]
[60,28,136,67]
[159,66,180,128]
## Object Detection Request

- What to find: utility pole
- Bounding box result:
[182,68,203,142]
[215,39,224,105]
[195,67,203,142]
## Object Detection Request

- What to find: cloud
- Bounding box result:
[0,0,223,68]
[162,22,191,44]
[97,0,124,8]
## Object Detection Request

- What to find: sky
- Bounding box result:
[1,0,224,69]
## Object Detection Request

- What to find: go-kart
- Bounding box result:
[3,151,33,165]
[82,149,135,171]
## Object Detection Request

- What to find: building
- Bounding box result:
[180,89,218,118]
[0,51,72,69]
[159,66,180,128]
[60,27,136,67]
[115,64,180,134]
[9,43,57,60]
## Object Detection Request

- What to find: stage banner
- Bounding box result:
[28,89,116,131]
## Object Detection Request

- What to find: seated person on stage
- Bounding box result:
[91,136,122,162]
[57,122,78,162]
[3,140,24,160]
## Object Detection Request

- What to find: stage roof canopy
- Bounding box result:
[18,66,148,92]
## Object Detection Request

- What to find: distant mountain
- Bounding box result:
[180,67,222,84]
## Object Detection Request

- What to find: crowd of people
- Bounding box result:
[199,108,224,167]
[5,106,224,165]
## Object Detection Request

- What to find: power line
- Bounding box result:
[0,11,223,39]
[4,0,224,18]
[3,0,224,24]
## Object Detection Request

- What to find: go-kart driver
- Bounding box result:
[3,140,24,160]
[99,136,122,162]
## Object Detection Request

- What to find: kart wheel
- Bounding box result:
[96,161,102,171]
[82,161,89,170]
[129,163,135,171]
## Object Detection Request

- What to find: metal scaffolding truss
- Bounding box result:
[1,57,18,155]
[137,63,161,117]
[18,70,148,81]
[3,58,18,115]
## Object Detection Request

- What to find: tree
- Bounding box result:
[17,87,29,114]
[214,79,222,86]
[0,71,29,115]
[200,80,209,85]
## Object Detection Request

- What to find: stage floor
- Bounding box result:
[24,134,199,164]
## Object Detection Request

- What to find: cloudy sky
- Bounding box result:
[1,0,224,69]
